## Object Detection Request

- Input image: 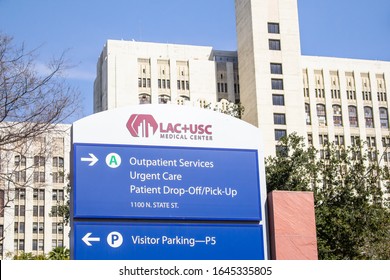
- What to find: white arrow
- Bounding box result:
[82,232,100,246]
[81,153,98,166]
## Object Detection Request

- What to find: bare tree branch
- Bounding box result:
[0,33,81,148]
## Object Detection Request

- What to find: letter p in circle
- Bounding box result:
[107,231,123,248]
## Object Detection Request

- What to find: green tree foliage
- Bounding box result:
[48,247,70,260]
[265,133,390,259]
[12,247,70,260]
[13,252,46,260]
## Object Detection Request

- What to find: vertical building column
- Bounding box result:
[370,71,382,139]
[226,62,235,102]
[323,69,335,141]
[339,68,352,147]
[150,58,159,104]
[170,59,178,102]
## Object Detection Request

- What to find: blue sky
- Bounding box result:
[1,0,389,122]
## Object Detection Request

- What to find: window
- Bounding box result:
[15,188,25,200]
[364,106,374,128]
[33,171,45,183]
[347,90,356,100]
[34,156,45,167]
[218,83,228,93]
[14,170,26,183]
[269,39,281,50]
[319,134,328,145]
[307,133,313,146]
[382,137,390,148]
[270,63,283,74]
[316,104,327,125]
[38,239,44,251]
[14,155,26,167]
[348,106,358,127]
[158,95,170,104]
[52,223,58,234]
[39,206,45,217]
[362,91,372,101]
[52,190,58,201]
[52,172,64,183]
[33,222,38,234]
[331,89,341,99]
[14,205,25,216]
[367,137,377,161]
[378,91,387,102]
[20,205,25,216]
[19,222,25,234]
[335,135,345,146]
[33,206,38,217]
[39,189,45,200]
[303,88,309,98]
[271,79,284,90]
[33,239,38,251]
[351,135,361,146]
[379,107,389,128]
[333,105,343,127]
[268,22,280,34]
[139,93,151,104]
[272,94,284,106]
[14,205,25,217]
[305,103,311,125]
[275,129,287,141]
[58,190,64,201]
[274,113,286,125]
[52,206,58,217]
[53,157,64,168]
[39,223,44,234]
[18,239,24,251]
[315,88,325,98]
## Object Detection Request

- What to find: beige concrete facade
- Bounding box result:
[0,124,71,259]
[235,0,390,157]
[236,0,307,155]
[94,41,240,113]
[93,0,390,159]
[302,56,390,160]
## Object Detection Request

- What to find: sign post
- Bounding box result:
[71,104,268,260]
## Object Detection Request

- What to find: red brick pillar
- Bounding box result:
[267,191,318,260]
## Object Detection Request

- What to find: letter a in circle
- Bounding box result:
[106,153,121,168]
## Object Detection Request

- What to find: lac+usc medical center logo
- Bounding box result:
[126,114,213,141]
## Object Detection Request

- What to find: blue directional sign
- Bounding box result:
[73,221,265,260]
[73,143,262,221]
[71,105,269,260]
